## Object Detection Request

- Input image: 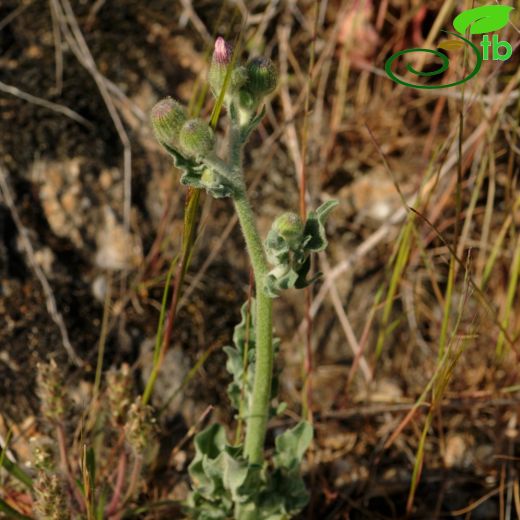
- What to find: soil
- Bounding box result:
[1,1,519,519]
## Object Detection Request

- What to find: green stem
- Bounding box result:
[233,191,273,464]
[204,115,274,464]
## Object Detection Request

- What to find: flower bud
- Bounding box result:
[150,97,187,146]
[208,37,233,96]
[273,212,304,248]
[179,118,215,157]
[246,57,277,95]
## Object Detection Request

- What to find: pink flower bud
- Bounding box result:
[213,36,232,65]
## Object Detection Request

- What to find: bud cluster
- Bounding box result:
[150,99,215,160]
[207,37,277,119]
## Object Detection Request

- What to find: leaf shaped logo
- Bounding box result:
[453,5,514,35]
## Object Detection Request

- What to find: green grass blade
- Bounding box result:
[375,214,415,357]
[0,456,33,490]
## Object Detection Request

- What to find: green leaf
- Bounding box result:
[163,143,234,198]
[206,452,249,499]
[193,424,227,460]
[96,489,107,520]
[274,421,313,471]
[453,5,514,35]
[0,454,33,490]
[240,106,266,142]
[86,446,96,484]
[303,200,339,252]
[264,201,338,297]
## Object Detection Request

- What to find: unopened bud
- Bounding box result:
[208,37,233,96]
[150,97,187,146]
[274,212,304,248]
[246,57,277,95]
[180,118,215,157]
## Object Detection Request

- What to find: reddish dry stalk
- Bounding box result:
[56,422,85,512]
[105,450,127,516]
[123,454,143,504]
[149,188,200,396]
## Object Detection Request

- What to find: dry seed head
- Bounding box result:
[34,472,70,520]
[124,398,157,455]
[106,363,133,424]
[36,360,66,422]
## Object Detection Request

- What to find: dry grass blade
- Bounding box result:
[0,80,91,127]
[49,0,132,232]
[0,167,83,367]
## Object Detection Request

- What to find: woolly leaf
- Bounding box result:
[264,201,338,296]
[163,144,235,198]
[303,200,339,252]
[240,106,266,142]
[274,421,313,471]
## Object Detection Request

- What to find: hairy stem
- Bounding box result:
[233,191,273,464]
[203,116,274,463]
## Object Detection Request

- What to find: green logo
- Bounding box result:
[385,5,514,89]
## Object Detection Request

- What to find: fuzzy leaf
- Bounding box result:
[264,201,338,296]
[194,423,227,459]
[274,421,313,471]
[224,300,281,418]
[453,5,514,35]
[189,423,227,493]
[303,200,339,252]
[163,143,234,198]
[240,106,266,142]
